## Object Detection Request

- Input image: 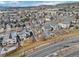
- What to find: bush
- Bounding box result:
[21,17,30,22]
[75,26,79,29]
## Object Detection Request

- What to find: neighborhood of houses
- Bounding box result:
[0,7,79,56]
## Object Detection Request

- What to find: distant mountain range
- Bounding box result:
[0,2,79,10]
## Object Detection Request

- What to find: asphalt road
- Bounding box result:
[66,50,79,57]
[25,36,79,57]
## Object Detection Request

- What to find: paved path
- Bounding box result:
[26,36,79,57]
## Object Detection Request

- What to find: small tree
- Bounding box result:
[16,35,21,47]
[69,21,74,28]
[17,23,21,27]
[75,26,79,29]
[4,22,7,29]
[9,33,12,39]
[75,13,79,24]
[21,17,30,23]
[30,31,36,42]
[75,13,79,19]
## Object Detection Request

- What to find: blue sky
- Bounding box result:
[0,1,77,7]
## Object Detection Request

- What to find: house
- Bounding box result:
[57,23,70,29]
[41,25,55,38]
[45,18,51,22]
[6,24,11,31]
[2,39,16,47]
[0,34,18,56]
[0,28,4,33]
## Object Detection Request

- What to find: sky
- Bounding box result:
[0,1,77,7]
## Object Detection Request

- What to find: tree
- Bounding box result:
[21,17,30,23]
[29,31,36,42]
[69,21,74,28]
[9,33,12,39]
[16,35,21,47]
[75,26,79,29]
[0,37,3,47]
[29,18,36,42]
[75,13,79,24]
[17,23,21,27]
[10,24,13,28]
[42,27,48,41]
[75,13,79,19]
[22,24,26,28]
[4,22,7,29]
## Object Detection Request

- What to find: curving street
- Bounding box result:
[25,36,79,57]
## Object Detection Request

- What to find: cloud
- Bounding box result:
[0,1,65,7]
[7,1,20,7]
[9,1,19,4]
[0,1,6,4]
[33,1,64,6]
[5,1,19,5]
